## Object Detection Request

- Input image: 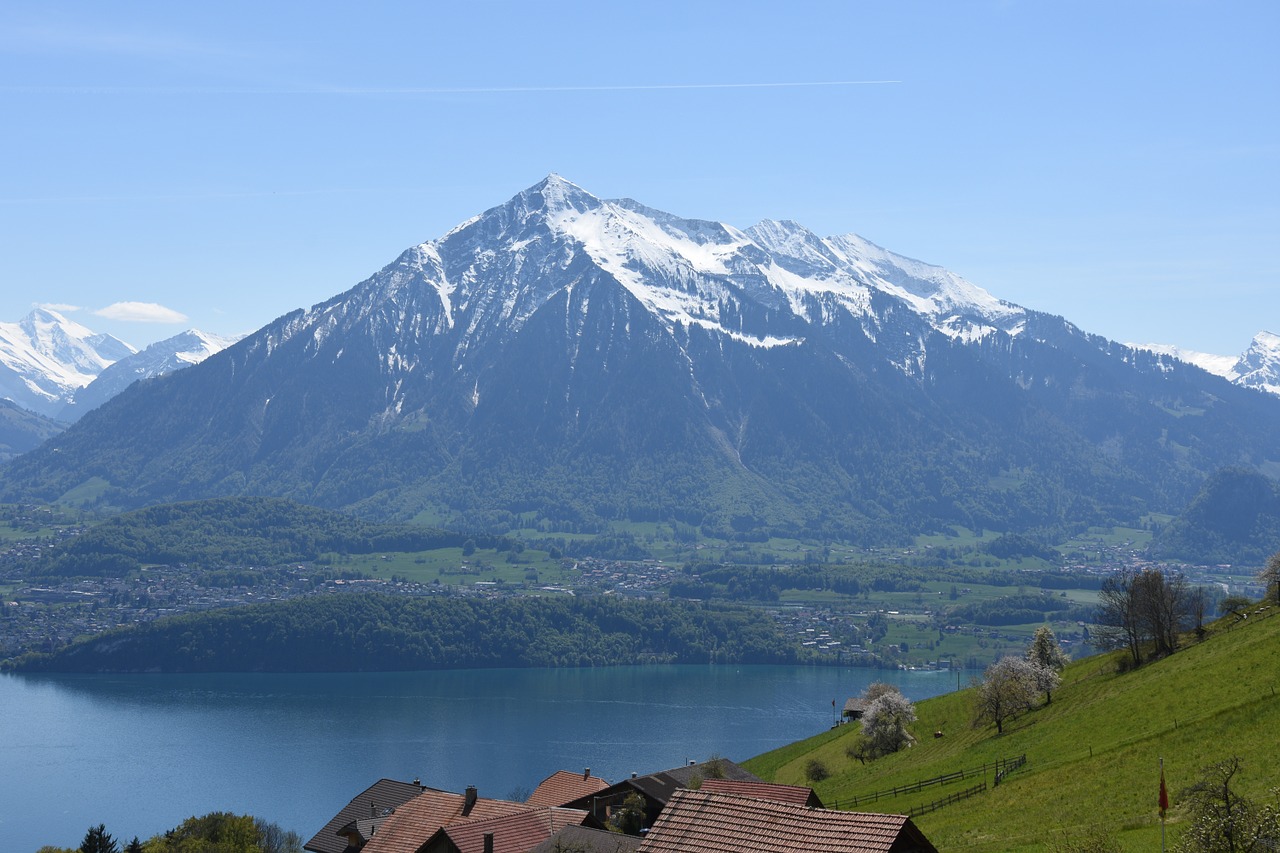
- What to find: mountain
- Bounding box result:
[0,398,65,462]
[1152,467,1280,565]
[1227,331,1280,396]
[0,308,135,418]
[3,176,1279,542]
[1132,331,1280,396]
[62,329,241,420]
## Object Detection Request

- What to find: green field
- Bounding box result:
[745,603,1280,853]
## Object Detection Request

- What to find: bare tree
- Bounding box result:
[1175,757,1280,853]
[1096,569,1143,666]
[1095,567,1192,666]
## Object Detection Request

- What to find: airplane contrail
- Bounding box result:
[2,80,900,95]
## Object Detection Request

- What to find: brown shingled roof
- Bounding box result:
[305,778,425,853]
[360,788,528,853]
[697,778,824,808]
[526,769,610,808]
[636,789,939,853]
[422,807,589,853]
[527,825,642,853]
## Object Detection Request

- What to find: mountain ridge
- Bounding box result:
[3,176,1278,542]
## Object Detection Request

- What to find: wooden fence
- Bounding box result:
[909,782,988,817]
[836,754,1026,809]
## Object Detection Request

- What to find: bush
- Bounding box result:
[804,759,830,782]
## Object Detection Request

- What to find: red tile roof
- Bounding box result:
[636,789,938,853]
[427,807,589,853]
[526,769,610,808]
[360,788,528,853]
[697,778,823,807]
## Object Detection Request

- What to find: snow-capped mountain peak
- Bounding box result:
[0,308,136,417]
[1130,331,1280,396]
[1229,330,1280,395]
[63,328,242,420]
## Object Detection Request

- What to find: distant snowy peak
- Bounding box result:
[1229,331,1280,395]
[65,329,242,420]
[1131,332,1280,396]
[0,308,136,418]
[1132,342,1238,376]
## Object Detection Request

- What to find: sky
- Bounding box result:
[0,1,1275,355]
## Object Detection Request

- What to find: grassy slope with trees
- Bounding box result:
[744,601,1280,853]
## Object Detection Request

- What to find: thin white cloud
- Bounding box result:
[36,302,82,312]
[94,302,188,323]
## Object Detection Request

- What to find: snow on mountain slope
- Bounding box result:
[1228,331,1280,396]
[64,329,242,420]
[0,308,135,418]
[319,174,1026,371]
[1132,332,1280,396]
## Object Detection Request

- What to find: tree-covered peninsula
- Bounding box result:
[6,593,807,673]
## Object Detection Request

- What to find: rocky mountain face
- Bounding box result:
[4,176,1278,542]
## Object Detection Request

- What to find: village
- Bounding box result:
[303,758,939,853]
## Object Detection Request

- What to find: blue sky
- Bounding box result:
[1,1,1275,355]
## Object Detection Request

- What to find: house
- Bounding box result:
[697,777,824,808]
[526,768,610,808]
[417,807,589,853]
[561,758,761,834]
[636,789,940,853]
[844,697,869,720]
[526,826,641,853]
[358,786,529,853]
[305,778,427,853]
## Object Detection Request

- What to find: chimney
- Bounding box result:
[463,786,478,816]
[370,801,376,817]
[631,772,637,779]
[483,833,494,853]
[583,767,591,780]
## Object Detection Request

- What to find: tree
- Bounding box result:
[1026,626,1069,703]
[1175,757,1280,853]
[974,656,1044,734]
[1219,595,1252,619]
[611,792,647,836]
[804,758,830,782]
[79,825,118,853]
[860,689,917,756]
[1095,567,1191,666]
[1095,568,1143,666]
[1259,550,1280,606]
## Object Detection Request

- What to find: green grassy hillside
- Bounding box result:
[744,603,1280,853]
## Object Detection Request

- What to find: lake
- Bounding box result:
[0,665,961,852]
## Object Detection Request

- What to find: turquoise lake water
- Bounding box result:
[0,665,961,851]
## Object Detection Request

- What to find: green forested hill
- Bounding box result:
[1153,467,1280,565]
[745,603,1280,853]
[33,496,503,576]
[6,593,805,672]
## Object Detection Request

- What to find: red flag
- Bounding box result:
[1159,767,1169,816]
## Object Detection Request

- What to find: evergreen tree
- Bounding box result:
[79,825,118,853]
